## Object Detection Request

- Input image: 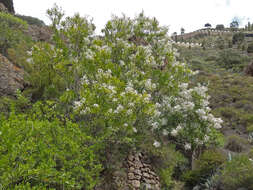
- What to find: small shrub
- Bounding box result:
[247,124,253,133]
[217,49,250,72]
[232,32,245,45]
[159,167,174,188]
[248,149,253,158]
[15,14,45,26]
[0,12,27,56]
[225,135,248,153]
[220,155,253,190]
[182,149,226,187]
[247,42,253,53]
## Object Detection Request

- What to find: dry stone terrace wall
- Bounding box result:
[127,152,161,190]
[172,28,232,41]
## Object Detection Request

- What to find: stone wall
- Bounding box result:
[172,28,232,41]
[127,152,161,190]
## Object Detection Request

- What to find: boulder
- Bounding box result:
[24,25,52,42]
[0,0,14,14]
[0,2,7,12]
[0,53,25,96]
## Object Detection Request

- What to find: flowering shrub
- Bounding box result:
[27,7,224,156]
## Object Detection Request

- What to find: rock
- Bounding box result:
[134,161,143,168]
[129,167,135,172]
[128,154,135,161]
[143,172,150,178]
[135,175,141,180]
[0,0,14,13]
[24,25,52,42]
[128,173,135,180]
[237,188,248,190]
[0,2,7,12]
[133,169,141,176]
[127,160,134,167]
[131,180,140,188]
[141,167,150,172]
[149,171,156,176]
[0,54,25,96]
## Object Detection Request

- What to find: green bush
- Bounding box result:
[182,149,226,187]
[225,135,248,153]
[217,49,250,71]
[143,143,187,189]
[220,155,253,190]
[232,32,245,45]
[247,42,253,53]
[0,111,102,189]
[15,14,45,26]
[0,12,27,56]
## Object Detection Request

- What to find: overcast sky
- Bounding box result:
[14,0,253,35]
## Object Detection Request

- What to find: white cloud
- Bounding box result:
[13,0,253,35]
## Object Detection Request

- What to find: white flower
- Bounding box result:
[93,104,99,108]
[145,79,152,89]
[73,101,82,109]
[179,83,188,89]
[80,107,90,114]
[133,127,137,133]
[151,122,159,130]
[126,109,133,115]
[154,110,161,117]
[123,123,128,127]
[153,140,161,148]
[196,109,206,117]
[176,125,182,131]
[171,129,178,136]
[98,69,103,73]
[204,135,210,142]
[144,94,151,102]
[107,69,112,74]
[114,104,124,113]
[120,92,126,97]
[213,123,222,129]
[129,102,135,107]
[162,129,168,136]
[119,60,125,66]
[155,103,161,108]
[184,143,191,150]
[173,105,181,112]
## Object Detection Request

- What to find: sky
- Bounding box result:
[14,0,253,35]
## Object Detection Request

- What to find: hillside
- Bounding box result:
[1,1,253,190]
